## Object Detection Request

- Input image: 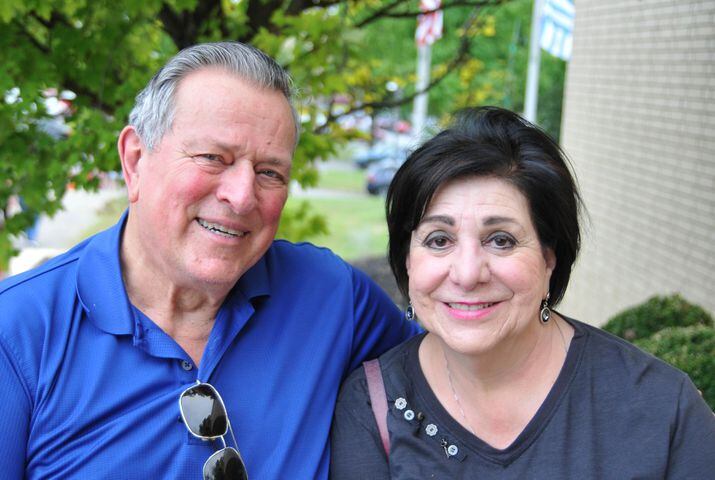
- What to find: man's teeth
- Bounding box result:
[197,219,245,237]
[448,302,495,311]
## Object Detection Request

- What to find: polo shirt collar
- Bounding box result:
[235,249,271,300]
[76,211,273,336]
[76,210,135,335]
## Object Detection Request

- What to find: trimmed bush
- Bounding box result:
[602,294,713,342]
[636,325,715,410]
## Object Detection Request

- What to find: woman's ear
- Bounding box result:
[543,247,556,289]
[117,126,144,203]
[544,247,556,272]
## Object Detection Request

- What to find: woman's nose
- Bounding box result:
[448,243,491,290]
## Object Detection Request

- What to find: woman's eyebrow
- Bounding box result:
[482,216,519,226]
[420,214,454,226]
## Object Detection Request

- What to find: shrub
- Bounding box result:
[636,325,715,410]
[602,294,713,342]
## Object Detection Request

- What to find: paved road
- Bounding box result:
[9,186,125,275]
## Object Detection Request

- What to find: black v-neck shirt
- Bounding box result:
[330,318,715,479]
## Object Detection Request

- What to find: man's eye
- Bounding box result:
[192,153,224,163]
[486,233,516,250]
[258,169,286,184]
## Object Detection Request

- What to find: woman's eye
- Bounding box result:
[423,233,452,250]
[486,233,516,250]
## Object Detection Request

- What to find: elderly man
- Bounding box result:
[0,42,418,479]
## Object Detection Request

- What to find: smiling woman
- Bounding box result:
[407,176,554,359]
[330,107,715,479]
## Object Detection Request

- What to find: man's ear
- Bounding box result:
[117,126,144,203]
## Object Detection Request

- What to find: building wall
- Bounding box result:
[559,0,715,325]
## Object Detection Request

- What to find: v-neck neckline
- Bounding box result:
[403,318,587,466]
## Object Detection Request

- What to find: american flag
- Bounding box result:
[416,0,443,46]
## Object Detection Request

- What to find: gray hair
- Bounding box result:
[128,41,299,150]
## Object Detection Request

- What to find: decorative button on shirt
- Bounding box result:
[425,423,438,436]
[447,444,459,457]
[180,360,193,371]
[395,397,407,410]
[403,409,415,421]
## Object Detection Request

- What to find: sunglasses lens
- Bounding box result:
[180,384,228,438]
[203,447,248,480]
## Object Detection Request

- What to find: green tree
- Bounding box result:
[1,0,524,271]
[359,0,566,137]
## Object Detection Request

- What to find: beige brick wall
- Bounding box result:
[559,0,715,325]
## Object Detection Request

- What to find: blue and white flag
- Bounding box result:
[540,0,574,61]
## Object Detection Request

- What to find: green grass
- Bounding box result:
[314,167,365,193]
[284,194,387,260]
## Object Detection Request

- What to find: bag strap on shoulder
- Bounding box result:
[363,358,390,456]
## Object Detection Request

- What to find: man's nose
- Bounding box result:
[448,243,491,290]
[215,161,258,214]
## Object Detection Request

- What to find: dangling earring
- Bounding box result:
[540,292,551,324]
[405,302,415,321]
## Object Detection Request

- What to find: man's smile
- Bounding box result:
[196,218,248,238]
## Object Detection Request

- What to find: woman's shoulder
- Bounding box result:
[569,317,692,398]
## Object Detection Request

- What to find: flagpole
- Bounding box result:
[411,43,431,143]
[412,0,442,143]
[524,0,544,123]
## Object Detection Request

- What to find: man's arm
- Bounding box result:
[347,266,421,374]
[0,332,31,479]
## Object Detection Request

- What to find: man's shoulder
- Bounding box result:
[267,239,352,275]
[0,244,84,299]
[270,239,342,259]
[0,240,89,328]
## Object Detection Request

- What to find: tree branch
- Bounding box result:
[159,0,225,49]
[314,9,482,133]
[356,0,507,28]
[354,0,410,28]
[244,0,285,38]
[12,19,50,54]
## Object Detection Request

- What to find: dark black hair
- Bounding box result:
[386,106,582,306]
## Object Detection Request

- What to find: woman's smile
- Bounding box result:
[442,301,501,320]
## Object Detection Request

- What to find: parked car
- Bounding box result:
[366,158,403,196]
[354,144,406,169]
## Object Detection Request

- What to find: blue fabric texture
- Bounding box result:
[0,212,420,479]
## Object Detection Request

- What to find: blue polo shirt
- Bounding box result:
[0,213,419,479]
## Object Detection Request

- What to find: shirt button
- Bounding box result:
[181,360,194,371]
[403,409,415,421]
[395,397,407,410]
[447,444,459,456]
[425,423,438,436]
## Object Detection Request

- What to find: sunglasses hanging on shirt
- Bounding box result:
[179,382,248,480]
